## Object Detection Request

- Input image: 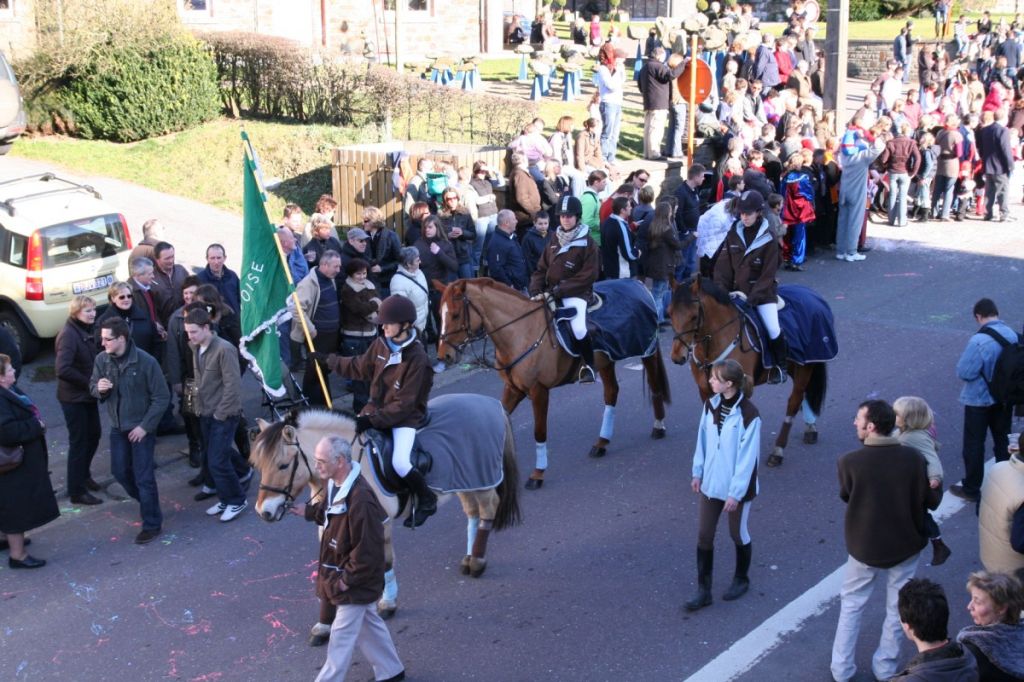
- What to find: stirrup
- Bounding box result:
[766,366,786,385]
[578,365,596,384]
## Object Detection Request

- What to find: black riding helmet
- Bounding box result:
[378,295,417,326]
[558,195,583,221]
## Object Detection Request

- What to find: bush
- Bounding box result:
[59,36,219,142]
[203,31,536,146]
[850,0,882,21]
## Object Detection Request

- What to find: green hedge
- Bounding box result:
[60,36,219,142]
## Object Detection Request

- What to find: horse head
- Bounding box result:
[669,276,703,365]
[250,418,310,522]
[436,278,484,364]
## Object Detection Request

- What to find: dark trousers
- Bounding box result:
[303,330,339,408]
[960,403,1012,495]
[109,429,162,531]
[61,401,101,497]
[200,415,246,506]
[697,493,750,550]
[984,173,1009,219]
[341,335,374,414]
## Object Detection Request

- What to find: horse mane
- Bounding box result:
[251,420,287,469]
[466,277,529,299]
[672,277,732,308]
[251,409,356,469]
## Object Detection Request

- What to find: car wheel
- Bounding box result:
[0,309,40,362]
[0,143,12,156]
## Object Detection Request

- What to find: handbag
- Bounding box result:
[0,443,24,474]
[182,378,199,417]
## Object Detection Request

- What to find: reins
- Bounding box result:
[674,294,745,374]
[440,289,551,374]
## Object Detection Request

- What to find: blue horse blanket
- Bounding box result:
[555,279,659,360]
[732,284,838,367]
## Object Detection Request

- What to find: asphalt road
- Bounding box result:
[3,156,1024,681]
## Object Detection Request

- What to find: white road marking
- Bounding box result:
[684,461,989,682]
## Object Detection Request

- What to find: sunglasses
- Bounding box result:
[115,293,133,300]
[637,177,649,184]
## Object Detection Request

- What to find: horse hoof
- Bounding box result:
[651,427,666,440]
[588,446,607,458]
[309,633,329,647]
[525,477,544,490]
[470,559,487,578]
[803,430,818,445]
[460,555,471,575]
[765,453,784,468]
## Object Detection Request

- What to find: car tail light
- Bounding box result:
[26,231,43,301]
[120,214,133,249]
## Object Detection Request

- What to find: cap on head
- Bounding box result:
[737,190,765,213]
[347,227,370,240]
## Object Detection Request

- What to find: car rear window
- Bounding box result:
[41,214,128,267]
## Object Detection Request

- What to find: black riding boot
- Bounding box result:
[723,543,752,601]
[402,470,438,528]
[685,547,714,611]
[577,335,596,384]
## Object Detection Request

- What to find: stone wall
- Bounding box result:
[844,38,955,79]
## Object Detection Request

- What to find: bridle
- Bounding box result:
[258,434,321,510]
[439,289,551,373]
[672,293,744,374]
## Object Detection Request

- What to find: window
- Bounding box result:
[182,0,209,12]
[0,0,12,13]
[383,0,430,11]
[40,215,128,267]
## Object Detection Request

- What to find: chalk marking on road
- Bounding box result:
[684,462,986,682]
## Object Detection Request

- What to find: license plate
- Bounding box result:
[73,274,114,295]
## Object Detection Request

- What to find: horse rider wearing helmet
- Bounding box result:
[317,294,438,527]
[529,195,601,384]
[712,190,788,375]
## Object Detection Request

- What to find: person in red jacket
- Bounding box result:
[780,150,816,271]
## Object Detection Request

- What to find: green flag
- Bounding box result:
[239,133,291,398]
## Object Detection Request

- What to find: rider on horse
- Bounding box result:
[529,195,601,384]
[713,190,788,371]
[318,295,438,528]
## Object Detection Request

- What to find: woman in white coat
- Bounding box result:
[389,247,438,369]
[686,359,761,612]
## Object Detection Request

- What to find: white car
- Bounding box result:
[0,173,132,360]
[0,49,26,155]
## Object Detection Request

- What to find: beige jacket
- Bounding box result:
[979,454,1024,574]
[192,335,242,421]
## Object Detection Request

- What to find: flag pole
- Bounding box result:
[242,131,333,409]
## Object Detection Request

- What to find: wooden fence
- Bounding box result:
[331,141,509,242]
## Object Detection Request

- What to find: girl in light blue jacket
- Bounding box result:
[685,359,761,612]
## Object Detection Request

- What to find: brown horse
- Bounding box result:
[669,277,829,466]
[437,278,671,489]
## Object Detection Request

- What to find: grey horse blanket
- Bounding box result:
[418,393,506,494]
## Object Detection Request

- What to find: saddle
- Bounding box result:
[361,428,433,496]
[551,280,660,362]
[728,284,839,371]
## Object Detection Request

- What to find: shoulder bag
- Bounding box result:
[0,443,24,474]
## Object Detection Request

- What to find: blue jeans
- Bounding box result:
[931,175,956,220]
[278,320,292,368]
[109,429,162,531]
[599,102,623,162]
[887,172,910,226]
[471,216,496,272]
[458,262,476,280]
[650,279,670,323]
[200,415,246,505]
[674,234,698,281]
[662,102,687,157]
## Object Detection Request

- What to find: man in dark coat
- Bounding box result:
[639,46,686,160]
[150,241,190,327]
[830,400,942,682]
[508,153,542,235]
[674,164,705,280]
[196,243,241,315]
[485,210,529,291]
[976,110,1015,222]
[295,435,404,681]
[891,578,978,681]
[599,196,640,279]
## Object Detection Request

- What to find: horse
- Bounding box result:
[249,402,521,645]
[437,278,671,489]
[669,276,829,467]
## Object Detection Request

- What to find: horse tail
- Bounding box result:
[805,362,828,417]
[644,346,672,406]
[492,413,522,531]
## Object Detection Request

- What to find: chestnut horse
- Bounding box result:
[669,277,829,466]
[437,278,671,489]
[249,404,520,644]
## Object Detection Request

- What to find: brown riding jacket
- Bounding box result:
[326,335,432,429]
[713,217,781,307]
[528,228,600,300]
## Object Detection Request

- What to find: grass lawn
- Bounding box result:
[11,119,370,216]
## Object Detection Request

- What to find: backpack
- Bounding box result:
[977,326,1024,406]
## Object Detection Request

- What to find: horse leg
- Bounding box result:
[589,364,618,458]
[525,386,549,490]
[469,490,499,578]
[643,353,668,439]
[458,492,480,575]
[377,521,398,619]
[801,398,818,444]
[767,370,811,468]
[310,601,334,647]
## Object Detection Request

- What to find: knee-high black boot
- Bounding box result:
[685,547,714,611]
[723,543,752,601]
[577,335,596,384]
[402,469,438,528]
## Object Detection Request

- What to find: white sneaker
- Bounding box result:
[835,253,850,261]
[847,252,866,261]
[220,501,248,523]
[206,502,227,516]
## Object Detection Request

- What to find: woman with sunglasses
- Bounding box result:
[436,189,477,280]
[96,281,158,356]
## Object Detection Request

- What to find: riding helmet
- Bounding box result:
[378,295,418,325]
[737,190,765,214]
[558,195,583,220]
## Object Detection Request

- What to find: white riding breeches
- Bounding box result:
[564,296,588,340]
[757,302,781,339]
[392,426,417,477]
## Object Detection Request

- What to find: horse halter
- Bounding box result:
[673,295,743,373]
[439,289,550,372]
[258,435,318,509]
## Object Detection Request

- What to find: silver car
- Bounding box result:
[0,48,26,155]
